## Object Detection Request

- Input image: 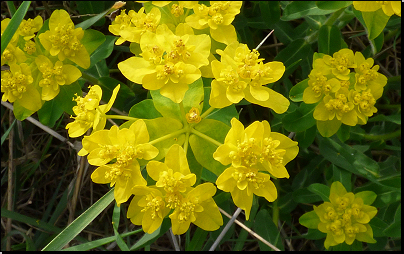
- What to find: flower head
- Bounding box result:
[85,120,159,204]
[35,55,82,100]
[353,1,401,17]
[214,118,298,219]
[185,1,242,45]
[18,16,43,40]
[66,84,120,138]
[169,182,223,235]
[118,24,210,103]
[209,41,289,113]
[38,9,90,68]
[1,63,42,112]
[301,181,378,249]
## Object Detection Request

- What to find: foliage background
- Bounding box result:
[1,1,401,251]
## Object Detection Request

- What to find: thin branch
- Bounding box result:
[209,208,242,251]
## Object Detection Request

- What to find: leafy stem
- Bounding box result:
[190,128,223,147]
[200,106,216,119]
[104,115,137,121]
[148,128,187,146]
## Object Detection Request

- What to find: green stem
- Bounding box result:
[190,128,223,147]
[305,8,345,44]
[149,128,187,146]
[81,72,99,85]
[183,131,190,154]
[352,129,401,141]
[109,69,120,73]
[272,179,279,228]
[200,106,216,119]
[179,101,188,125]
[105,115,137,121]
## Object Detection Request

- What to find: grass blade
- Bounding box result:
[1,1,31,55]
[1,119,16,146]
[42,188,115,251]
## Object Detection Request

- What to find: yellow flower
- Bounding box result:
[309,181,377,249]
[322,48,356,80]
[185,1,242,45]
[66,84,120,138]
[127,185,171,234]
[214,118,298,177]
[213,118,298,219]
[35,55,82,100]
[169,182,223,235]
[87,120,159,205]
[118,24,210,103]
[38,9,90,69]
[185,107,201,123]
[18,16,43,40]
[349,89,378,124]
[303,68,341,104]
[1,43,26,66]
[109,7,161,45]
[146,144,196,209]
[1,63,42,112]
[209,41,289,113]
[314,87,357,126]
[23,40,37,55]
[216,166,277,220]
[354,52,387,94]
[353,1,401,17]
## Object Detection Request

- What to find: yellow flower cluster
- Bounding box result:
[66,84,120,138]
[210,41,289,113]
[127,144,223,235]
[353,1,401,17]
[301,182,377,249]
[118,23,211,103]
[213,118,299,219]
[1,9,90,113]
[303,49,387,137]
[79,119,159,204]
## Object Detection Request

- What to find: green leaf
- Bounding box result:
[97,77,136,111]
[259,1,280,28]
[336,124,350,142]
[282,102,316,132]
[1,1,31,55]
[42,188,115,251]
[316,1,352,10]
[281,1,336,21]
[75,3,110,29]
[81,29,106,56]
[316,118,341,137]
[318,137,380,182]
[112,204,130,251]
[382,203,401,238]
[274,39,311,78]
[368,113,401,124]
[289,78,308,102]
[368,217,388,237]
[3,230,35,251]
[128,99,163,119]
[202,87,238,126]
[186,145,204,185]
[332,165,352,192]
[143,117,185,161]
[362,8,390,40]
[307,183,330,202]
[253,209,284,250]
[130,218,171,250]
[12,100,36,121]
[355,191,377,205]
[299,210,320,229]
[293,188,323,203]
[151,78,204,122]
[318,25,342,55]
[189,119,230,176]
[1,119,16,146]
[185,227,209,251]
[295,125,317,150]
[62,230,142,251]
[37,99,64,128]
[89,35,117,68]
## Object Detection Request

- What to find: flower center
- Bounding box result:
[141,194,164,220]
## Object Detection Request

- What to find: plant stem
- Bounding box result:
[105,115,137,121]
[190,128,223,147]
[148,128,187,146]
[200,106,216,119]
[179,101,188,125]
[352,129,401,141]
[272,179,280,228]
[81,72,99,85]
